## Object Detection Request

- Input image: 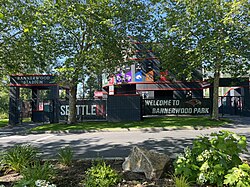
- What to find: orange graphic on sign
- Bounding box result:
[146,70,154,82]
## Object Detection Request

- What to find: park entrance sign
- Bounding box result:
[9,75,59,125]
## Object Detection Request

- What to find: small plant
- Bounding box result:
[22,161,55,181]
[1,144,38,172]
[83,160,120,187]
[224,163,250,187]
[15,161,55,187]
[172,175,191,187]
[58,146,73,166]
[174,130,247,186]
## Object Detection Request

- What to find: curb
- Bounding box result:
[27,125,213,135]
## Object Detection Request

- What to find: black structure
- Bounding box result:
[209,78,250,116]
[9,75,59,125]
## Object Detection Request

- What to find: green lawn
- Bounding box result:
[0,119,8,128]
[0,118,32,128]
[30,116,231,132]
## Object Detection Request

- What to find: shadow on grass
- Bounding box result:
[31,116,230,132]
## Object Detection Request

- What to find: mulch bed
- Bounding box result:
[0,159,175,187]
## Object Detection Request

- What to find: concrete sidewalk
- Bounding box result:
[0,122,45,136]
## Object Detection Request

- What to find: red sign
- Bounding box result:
[94,91,103,97]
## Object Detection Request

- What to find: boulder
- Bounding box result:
[122,146,170,180]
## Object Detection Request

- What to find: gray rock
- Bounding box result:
[122,146,170,180]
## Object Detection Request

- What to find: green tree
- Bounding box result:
[0,0,54,79]
[32,0,152,123]
[0,80,9,118]
[154,0,249,120]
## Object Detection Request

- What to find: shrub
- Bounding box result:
[14,161,55,187]
[1,144,38,172]
[83,160,120,187]
[224,163,250,187]
[174,130,247,186]
[58,146,73,166]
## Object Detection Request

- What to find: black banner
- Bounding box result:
[143,98,211,115]
[59,100,106,121]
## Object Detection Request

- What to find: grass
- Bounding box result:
[0,118,8,128]
[30,116,231,132]
[0,118,32,128]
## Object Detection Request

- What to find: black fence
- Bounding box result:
[219,96,244,116]
[107,95,141,122]
[17,97,214,123]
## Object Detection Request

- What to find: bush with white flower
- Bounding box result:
[35,180,56,187]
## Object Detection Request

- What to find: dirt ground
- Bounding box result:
[0,159,175,187]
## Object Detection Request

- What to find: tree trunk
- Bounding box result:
[212,69,220,120]
[68,84,77,124]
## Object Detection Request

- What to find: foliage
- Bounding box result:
[0,81,9,117]
[58,147,73,166]
[84,75,102,99]
[224,163,250,187]
[172,175,191,187]
[15,161,55,187]
[0,0,52,78]
[0,113,8,120]
[83,160,120,187]
[1,144,38,172]
[154,0,250,120]
[0,119,8,128]
[174,130,247,186]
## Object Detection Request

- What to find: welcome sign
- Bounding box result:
[143,98,211,115]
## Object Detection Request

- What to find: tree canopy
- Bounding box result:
[0,0,55,78]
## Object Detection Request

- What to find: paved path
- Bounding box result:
[0,116,249,160]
